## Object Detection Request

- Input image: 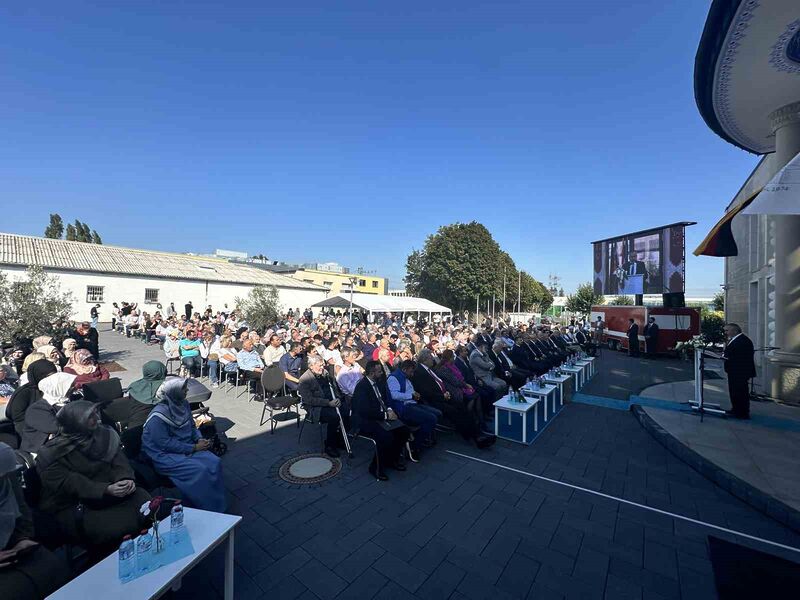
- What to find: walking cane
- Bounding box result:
[335,406,353,457]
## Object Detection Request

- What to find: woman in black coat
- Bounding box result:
[6,360,58,439]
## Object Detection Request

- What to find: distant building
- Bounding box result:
[388,289,409,297]
[0,233,326,320]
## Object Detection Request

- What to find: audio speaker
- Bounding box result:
[662,292,685,308]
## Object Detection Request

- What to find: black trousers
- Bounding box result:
[628,339,640,357]
[319,405,351,447]
[728,376,750,418]
[358,421,410,473]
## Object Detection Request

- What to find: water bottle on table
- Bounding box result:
[170,500,185,544]
[136,529,153,574]
[118,535,135,581]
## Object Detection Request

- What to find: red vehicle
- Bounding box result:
[589,305,700,353]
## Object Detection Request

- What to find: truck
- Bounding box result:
[589,305,700,354]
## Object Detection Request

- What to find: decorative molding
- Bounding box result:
[768,19,800,74]
[713,0,768,153]
[769,100,800,132]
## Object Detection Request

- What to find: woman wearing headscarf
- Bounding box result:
[37,345,65,370]
[6,360,58,440]
[142,378,226,512]
[36,401,149,549]
[110,360,165,428]
[20,372,76,455]
[63,349,110,391]
[61,338,77,362]
[31,336,53,353]
[0,442,70,599]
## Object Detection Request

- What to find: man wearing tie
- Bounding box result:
[627,318,640,357]
[351,360,410,480]
[722,323,756,419]
[620,251,648,293]
[643,316,659,357]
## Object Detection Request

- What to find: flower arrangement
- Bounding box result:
[140,496,165,553]
[673,335,709,359]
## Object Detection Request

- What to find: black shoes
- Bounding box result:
[369,465,389,481]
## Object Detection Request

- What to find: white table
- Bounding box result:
[521,384,558,419]
[494,394,542,444]
[574,359,593,382]
[48,508,242,600]
[542,374,570,406]
[561,365,583,390]
[579,356,596,377]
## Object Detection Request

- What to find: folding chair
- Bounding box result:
[259,366,300,431]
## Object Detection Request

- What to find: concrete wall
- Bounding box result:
[0,266,327,321]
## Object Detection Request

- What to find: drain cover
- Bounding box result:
[278,453,341,485]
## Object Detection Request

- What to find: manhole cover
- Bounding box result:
[278,453,341,485]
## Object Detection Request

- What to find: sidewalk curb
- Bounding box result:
[631,404,800,534]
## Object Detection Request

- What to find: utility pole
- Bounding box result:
[502,267,506,321]
[348,276,358,328]
[518,271,521,315]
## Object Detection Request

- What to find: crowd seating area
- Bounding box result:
[0,304,599,599]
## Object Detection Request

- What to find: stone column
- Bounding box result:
[768,101,800,402]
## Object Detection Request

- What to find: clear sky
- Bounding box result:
[0,1,758,296]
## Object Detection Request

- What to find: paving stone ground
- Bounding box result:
[97,327,800,599]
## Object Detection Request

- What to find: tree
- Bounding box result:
[0,266,75,343]
[91,230,103,244]
[44,214,64,239]
[73,220,92,242]
[404,249,425,297]
[519,271,553,312]
[712,290,725,312]
[235,285,282,333]
[565,283,604,316]
[610,295,634,306]
[65,224,77,241]
[701,310,726,345]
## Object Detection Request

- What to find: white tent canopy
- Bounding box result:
[311,293,451,315]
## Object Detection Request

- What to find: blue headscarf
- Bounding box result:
[151,378,191,428]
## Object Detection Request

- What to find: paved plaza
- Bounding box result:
[99,328,800,599]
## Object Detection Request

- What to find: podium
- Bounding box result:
[691,348,725,416]
[620,274,644,295]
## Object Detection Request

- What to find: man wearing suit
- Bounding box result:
[643,317,659,357]
[627,319,640,357]
[351,360,410,480]
[297,355,350,458]
[620,251,648,294]
[469,341,508,396]
[722,323,756,419]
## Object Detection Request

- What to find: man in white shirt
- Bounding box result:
[336,347,364,397]
[263,333,287,366]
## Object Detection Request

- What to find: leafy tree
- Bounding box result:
[44,214,64,239]
[565,282,604,316]
[0,266,75,343]
[701,310,726,345]
[610,295,634,306]
[712,290,725,312]
[404,249,425,297]
[73,220,91,242]
[91,230,103,244]
[519,271,553,312]
[65,224,77,241]
[235,285,281,333]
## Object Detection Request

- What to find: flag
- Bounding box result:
[693,190,759,257]
[741,151,800,215]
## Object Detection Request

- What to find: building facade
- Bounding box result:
[694,0,800,401]
[0,233,327,321]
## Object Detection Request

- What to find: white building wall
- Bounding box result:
[0,267,327,321]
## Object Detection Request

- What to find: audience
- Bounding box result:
[278,342,303,392]
[297,356,350,458]
[21,372,77,455]
[387,359,440,451]
[63,349,110,390]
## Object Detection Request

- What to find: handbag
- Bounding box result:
[379,418,405,432]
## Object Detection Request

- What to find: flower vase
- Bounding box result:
[152,520,165,554]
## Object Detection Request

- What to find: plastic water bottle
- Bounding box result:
[136,529,153,574]
[118,535,135,581]
[170,501,185,545]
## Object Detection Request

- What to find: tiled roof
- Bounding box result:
[0,233,324,290]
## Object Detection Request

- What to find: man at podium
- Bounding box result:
[618,251,648,294]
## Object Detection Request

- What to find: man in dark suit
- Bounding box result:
[722,323,756,419]
[643,317,659,357]
[297,355,350,457]
[351,360,410,480]
[627,319,640,357]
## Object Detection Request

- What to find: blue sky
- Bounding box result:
[1,1,757,295]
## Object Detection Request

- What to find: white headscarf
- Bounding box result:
[38,372,77,406]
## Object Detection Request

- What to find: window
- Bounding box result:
[359,279,366,287]
[371,281,379,288]
[323,281,334,286]
[86,285,104,303]
[144,288,159,304]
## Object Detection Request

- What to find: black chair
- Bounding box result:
[82,378,124,404]
[119,425,174,494]
[165,356,181,375]
[259,366,300,431]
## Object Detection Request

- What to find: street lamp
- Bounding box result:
[348,276,359,328]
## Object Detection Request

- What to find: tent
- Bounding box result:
[311,293,452,322]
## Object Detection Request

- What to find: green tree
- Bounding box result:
[712,290,725,312]
[701,310,726,345]
[65,224,77,241]
[0,266,75,343]
[610,295,634,305]
[519,271,553,312]
[91,229,103,244]
[565,283,604,316]
[44,214,64,239]
[404,249,425,297]
[235,285,282,333]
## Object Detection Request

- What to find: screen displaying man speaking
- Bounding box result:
[592,224,687,296]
